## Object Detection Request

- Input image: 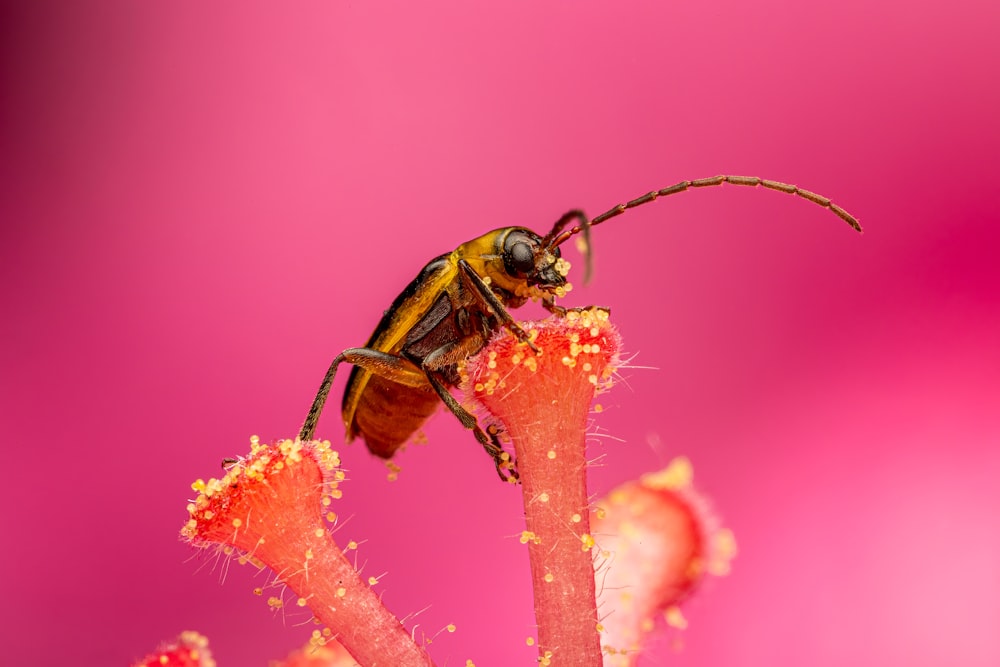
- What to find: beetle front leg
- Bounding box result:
[542,296,610,318]
[457,259,539,353]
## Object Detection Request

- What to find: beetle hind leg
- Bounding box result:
[299,348,426,442]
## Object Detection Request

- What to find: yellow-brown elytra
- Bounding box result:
[299,175,861,482]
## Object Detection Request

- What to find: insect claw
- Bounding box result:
[496,458,520,484]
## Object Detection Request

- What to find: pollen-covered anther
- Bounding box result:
[593,456,736,663]
[131,631,215,667]
[460,308,621,665]
[181,436,435,667]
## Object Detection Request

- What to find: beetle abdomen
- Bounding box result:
[349,374,440,458]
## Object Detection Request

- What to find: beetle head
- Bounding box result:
[500,228,571,296]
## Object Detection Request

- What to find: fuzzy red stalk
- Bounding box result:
[131,631,215,667]
[592,458,737,665]
[181,437,433,667]
[463,308,621,667]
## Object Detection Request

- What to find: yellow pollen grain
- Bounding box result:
[580,533,595,550]
[326,511,337,522]
[305,548,314,560]
[582,361,592,372]
[447,624,457,633]
[547,449,556,459]
[526,636,536,646]
[296,597,308,607]
[520,530,536,544]
[314,528,325,538]
[466,661,476,667]
[665,605,688,629]
[191,478,206,492]
[330,489,343,499]
[322,495,332,506]
[267,596,283,609]
[642,456,693,490]
[253,587,263,596]
[231,518,242,528]
[336,587,347,598]
[543,573,554,583]
[538,492,549,502]
[596,622,605,633]
[347,540,358,550]
[368,576,378,585]
[571,512,582,523]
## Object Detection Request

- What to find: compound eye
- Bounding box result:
[504,239,536,277]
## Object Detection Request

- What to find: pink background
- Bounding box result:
[2,2,998,665]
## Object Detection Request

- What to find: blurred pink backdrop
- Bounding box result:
[2,2,998,665]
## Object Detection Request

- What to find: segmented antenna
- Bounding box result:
[550,175,862,251]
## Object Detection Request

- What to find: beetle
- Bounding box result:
[298,175,861,481]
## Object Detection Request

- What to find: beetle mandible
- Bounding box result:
[299,175,861,482]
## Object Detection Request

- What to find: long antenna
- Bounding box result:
[550,175,862,251]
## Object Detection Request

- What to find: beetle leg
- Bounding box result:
[422,348,519,483]
[457,259,539,353]
[542,297,568,317]
[299,348,425,441]
[542,297,610,319]
[486,423,518,478]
